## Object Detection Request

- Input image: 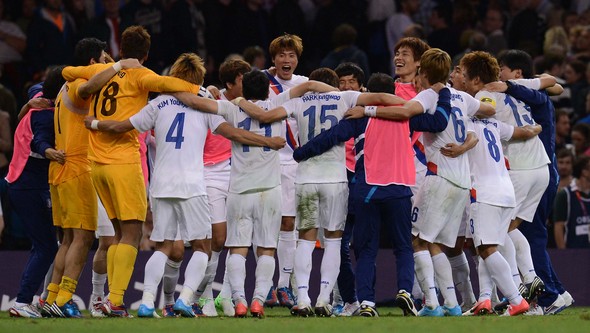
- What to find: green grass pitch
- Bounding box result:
[1,307,589,333]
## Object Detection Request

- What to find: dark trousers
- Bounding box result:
[337,213,357,303]
[353,196,414,303]
[8,187,57,303]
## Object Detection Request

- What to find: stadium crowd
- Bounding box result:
[0,0,588,320]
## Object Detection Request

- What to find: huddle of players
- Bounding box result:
[18,23,569,319]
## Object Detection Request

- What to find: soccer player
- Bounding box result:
[264,33,308,308]
[489,50,573,313]
[330,62,365,315]
[7,68,65,318]
[237,68,408,317]
[42,38,141,318]
[347,49,495,316]
[61,25,200,317]
[293,72,450,317]
[462,51,553,312]
[174,70,336,318]
[84,54,286,318]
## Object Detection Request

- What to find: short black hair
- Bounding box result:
[573,155,590,178]
[73,38,107,66]
[309,68,339,88]
[42,65,66,100]
[498,50,534,78]
[242,70,269,101]
[335,62,365,85]
[367,73,395,94]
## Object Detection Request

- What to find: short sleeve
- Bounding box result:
[341,91,361,108]
[216,100,237,123]
[513,78,541,91]
[130,103,157,132]
[464,92,482,117]
[496,120,515,141]
[411,89,437,114]
[207,114,226,132]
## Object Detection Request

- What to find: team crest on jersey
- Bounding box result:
[479,97,496,108]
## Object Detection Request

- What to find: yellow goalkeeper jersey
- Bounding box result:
[62,63,199,164]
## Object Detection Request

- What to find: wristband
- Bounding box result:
[112,61,122,72]
[364,106,377,117]
[91,120,99,130]
[232,97,244,106]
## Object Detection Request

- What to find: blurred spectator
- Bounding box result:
[403,23,425,39]
[0,0,26,66]
[482,6,507,56]
[15,0,37,34]
[82,0,122,59]
[64,0,89,35]
[25,0,76,80]
[427,4,460,58]
[269,0,306,42]
[570,122,590,157]
[162,0,207,66]
[539,54,571,114]
[320,23,370,78]
[452,30,487,66]
[557,148,574,192]
[232,0,270,62]
[555,109,571,152]
[386,0,419,74]
[553,155,590,249]
[565,59,588,119]
[243,45,266,70]
[121,0,167,73]
[203,0,240,77]
[543,26,570,57]
[573,26,590,62]
[506,0,545,57]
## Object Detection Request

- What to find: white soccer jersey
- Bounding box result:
[217,99,283,194]
[413,87,479,189]
[476,90,550,170]
[268,74,308,165]
[130,95,224,199]
[467,117,516,207]
[282,91,361,184]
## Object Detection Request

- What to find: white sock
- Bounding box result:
[294,239,315,306]
[414,250,438,308]
[484,252,523,306]
[92,271,107,299]
[178,251,208,305]
[498,236,522,287]
[477,257,493,301]
[448,252,476,306]
[196,250,220,300]
[277,230,297,288]
[142,251,168,308]
[432,253,458,308]
[253,255,276,302]
[227,253,247,301]
[411,274,424,300]
[219,251,232,299]
[163,259,182,305]
[316,238,341,305]
[508,229,536,283]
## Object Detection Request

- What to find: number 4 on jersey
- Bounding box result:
[166,113,185,149]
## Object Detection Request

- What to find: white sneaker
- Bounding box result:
[199,298,218,317]
[560,291,574,308]
[9,304,42,318]
[215,295,235,317]
[544,294,566,315]
[90,296,106,318]
[338,301,360,317]
[524,304,544,316]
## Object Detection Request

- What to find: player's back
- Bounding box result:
[417,87,478,189]
[133,94,222,199]
[50,78,92,185]
[216,99,282,194]
[477,90,549,170]
[467,117,516,207]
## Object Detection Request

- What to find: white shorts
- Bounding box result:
[204,160,230,190]
[411,176,469,248]
[206,186,228,224]
[96,197,115,237]
[509,166,549,222]
[458,199,470,239]
[410,163,427,202]
[225,186,282,248]
[469,202,512,247]
[281,163,297,216]
[150,196,212,242]
[295,182,348,232]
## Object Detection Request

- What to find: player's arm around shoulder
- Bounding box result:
[78,59,142,99]
[234,97,287,124]
[84,115,134,133]
[510,123,542,141]
[173,92,220,114]
[140,69,200,94]
[62,63,110,82]
[288,80,338,98]
[214,122,285,150]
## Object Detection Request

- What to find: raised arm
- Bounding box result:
[215,122,285,150]
[78,59,142,99]
[288,80,338,99]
